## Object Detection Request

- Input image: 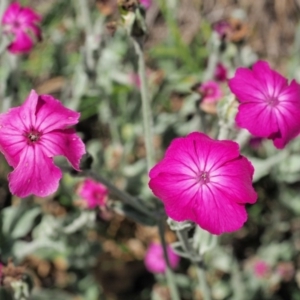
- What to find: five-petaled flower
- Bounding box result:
[2,2,42,54]
[229,60,300,149]
[0,90,85,198]
[77,178,108,209]
[144,242,180,274]
[149,132,257,235]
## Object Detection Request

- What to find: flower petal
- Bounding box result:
[19,7,42,24]
[229,68,266,103]
[194,185,248,235]
[8,145,62,197]
[40,128,86,170]
[273,80,300,148]
[8,30,33,53]
[34,94,81,133]
[210,156,257,204]
[236,102,278,137]
[0,107,28,167]
[252,61,287,98]
[1,2,21,24]
[149,172,199,222]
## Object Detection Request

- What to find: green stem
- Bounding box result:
[83,170,154,218]
[133,40,155,172]
[60,165,155,218]
[158,219,181,300]
[234,129,251,149]
[217,120,230,140]
[176,229,212,300]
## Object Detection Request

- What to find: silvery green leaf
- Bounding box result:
[13,239,66,260]
[2,205,41,240]
[10,206,41,239]
[212,281,231,300]
[209,248,232,272]
[30,290,74,300]
[193,226,218,255]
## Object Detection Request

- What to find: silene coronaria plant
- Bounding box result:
[0,1,300,299]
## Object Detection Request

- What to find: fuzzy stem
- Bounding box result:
[82,170,154,218]
[158,219,181,300]
[235,129,251,148]
[133,40,154,172]
[0,36,11,57]
[217,120,230,140]
[176,229,212,300]
[60,166,156,219]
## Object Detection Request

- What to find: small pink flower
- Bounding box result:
[129,72,141,89]
[0,90,85,198]
[198,80,222,103]
[77,178,108,209]
[149,132,257,235]
[214,63,227,82]
[2,2,42,54]
[213,20,230,37]
[144,242,179,274]
[229,61,300,149]
[253,260,269,278]
[140,0,152,9]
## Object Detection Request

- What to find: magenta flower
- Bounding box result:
[140,0,152,9]
[0,90,85,198]
[77,178,108,209]
[214,63,227,82]
[144,242,180,274]
[229,61,300,149]
[198,80,222,103]
[149,132,257,235]
[2,2,42,54]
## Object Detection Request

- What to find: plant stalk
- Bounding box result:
[133,40,155,172]
[158,219,181,300]
[176,229,212,300]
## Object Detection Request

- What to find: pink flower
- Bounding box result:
[129,72,141,89]
[253,260,269,278]
[149,132,257,235]
[214,63,227,82]
[2,2,42,54]
[140,0,152,9]
[198,80,222,103]
[0,90,85,198]
[213,20,230,38]
[77,178,108,209]
[144,242,180,274]
[229,61,300,149]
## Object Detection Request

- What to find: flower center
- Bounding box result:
[198,171,210,184]
[266,96,279,107]
[26,129,41,144]
[12,20,21,29]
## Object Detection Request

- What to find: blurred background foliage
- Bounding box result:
[1,0,300,299]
